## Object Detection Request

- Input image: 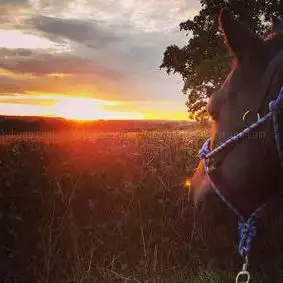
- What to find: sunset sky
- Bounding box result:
[0,0,200,120]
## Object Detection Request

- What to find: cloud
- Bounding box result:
[0,49,125,100]
[29,14,181,74]
[31,15,122,49]
[0,0,28,6]
[0,0,27,3]
[0,47,34,57]
[0,48,124,80]
[0,71,32,93]
[27,0,200,32]
[0,72,90,96]
[0,0,201,106]
[0,0,31,28]
[23,1,200,81]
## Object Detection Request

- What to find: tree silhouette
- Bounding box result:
[160,0,282,120]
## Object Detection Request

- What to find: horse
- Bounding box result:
[192,8,283,220]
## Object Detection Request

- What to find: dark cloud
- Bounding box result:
[31,15,121,49]
[30,15,169,75]
[0,71,125,101]
[0,72,89,95]
[0,0,28,5]
[0,48,34,57]
[0,50,124,79]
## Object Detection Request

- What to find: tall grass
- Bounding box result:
[1,129,283,282]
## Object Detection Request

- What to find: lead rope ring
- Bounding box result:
[236,256,250,283]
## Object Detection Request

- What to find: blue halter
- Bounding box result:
[199,84,283,280]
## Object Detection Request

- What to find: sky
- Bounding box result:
[0,0,200,120]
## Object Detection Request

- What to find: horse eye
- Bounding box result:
[206,102,218,121]
[207,107,219,121]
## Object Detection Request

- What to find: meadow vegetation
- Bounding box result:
[1,128,283,282]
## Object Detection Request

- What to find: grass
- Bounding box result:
[1,128,283,282]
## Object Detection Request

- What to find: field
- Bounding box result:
[1,128,283,283]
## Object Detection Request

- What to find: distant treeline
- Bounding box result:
[0,116,197,134]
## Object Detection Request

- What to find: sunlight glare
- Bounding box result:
[184,178,192,190]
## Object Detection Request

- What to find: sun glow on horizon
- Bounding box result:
[0,94,190,121]
[0,95,145,121]
[51,96,144,120]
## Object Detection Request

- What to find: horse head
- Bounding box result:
[192,8,283,218]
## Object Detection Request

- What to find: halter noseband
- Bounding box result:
[198,51,283,282]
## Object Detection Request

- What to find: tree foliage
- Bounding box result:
[160,0,283,119]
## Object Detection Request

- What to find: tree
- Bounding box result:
[160,0,283,120]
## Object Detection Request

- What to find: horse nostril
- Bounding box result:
[192,177,212,205]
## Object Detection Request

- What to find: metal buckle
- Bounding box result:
[236,256,250,283]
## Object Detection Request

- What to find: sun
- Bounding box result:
[52,97,110,121]
[51,96,144,121]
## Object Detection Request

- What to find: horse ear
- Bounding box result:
[271,16,283,34]
[219,8,263,60]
